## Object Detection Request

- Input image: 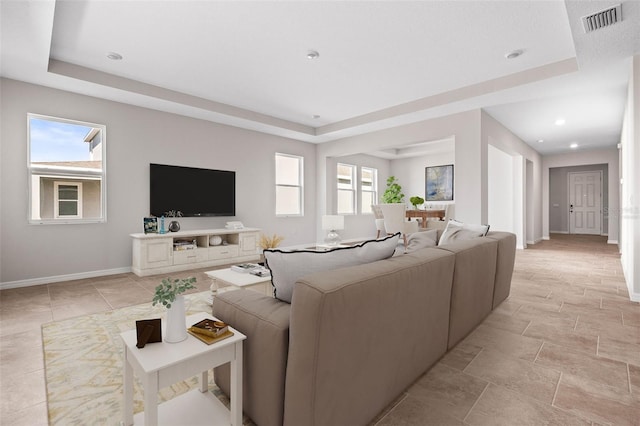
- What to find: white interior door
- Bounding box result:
[568,171,602,235]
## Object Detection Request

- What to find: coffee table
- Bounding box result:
[120,312,246,426]
[206,268,273,298]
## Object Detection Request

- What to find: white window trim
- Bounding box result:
[360,166,378,215]
[54,181,83,219]
[275,153,304,217]
[27,113,107,225]
[337,162,357,215]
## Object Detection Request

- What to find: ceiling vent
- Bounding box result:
[581,4,622,33]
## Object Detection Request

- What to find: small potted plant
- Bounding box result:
[409,196,425,210]
[259,233,285,250]
[152,276,196,342]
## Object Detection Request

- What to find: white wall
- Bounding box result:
[542,148,619,245]
[391,148,455,211]
[0,78,317,287]
[487,144,515,233]
[619,55,640,301]
[481,111,543,246]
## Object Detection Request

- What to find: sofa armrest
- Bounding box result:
[213,290,291,426]
[438,237,498,349]
[485,231,517,309]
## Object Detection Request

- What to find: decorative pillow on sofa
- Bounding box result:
[438,220,490,246]
[263,233,400,303]
[405,229,438,253]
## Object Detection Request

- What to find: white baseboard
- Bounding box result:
[549,230,569,234]
[630,291,640,303]
[542,236,550,240]
[607,240,619,245]
[0,267,132,290]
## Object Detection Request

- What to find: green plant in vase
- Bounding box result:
[381,176,405,203]
[152,276,196,309]
[409,196,425,210]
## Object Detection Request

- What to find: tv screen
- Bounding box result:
[150,163,235,217]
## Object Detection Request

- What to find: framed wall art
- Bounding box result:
[425,164,454,201]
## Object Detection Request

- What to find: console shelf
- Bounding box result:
[130,228,260,277]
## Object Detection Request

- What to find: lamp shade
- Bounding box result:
[322,215,344,231]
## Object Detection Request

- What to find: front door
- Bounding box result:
[568,171,602,235]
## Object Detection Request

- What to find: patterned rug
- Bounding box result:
[42,291,252,425]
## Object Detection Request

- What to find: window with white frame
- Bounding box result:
[275,153,303,216]
[28,114,106,224]
[337,163,356,214]
[361,167,378,214]
[54,181,83,218]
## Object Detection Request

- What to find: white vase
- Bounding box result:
[164,295,187,343]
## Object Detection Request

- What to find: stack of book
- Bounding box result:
[174,239,197,251]
[231,263,260,273]
[187,319,233,345]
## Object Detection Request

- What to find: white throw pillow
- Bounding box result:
[264,233,400,303]
[438,220,490,246]
[405,229,438,253]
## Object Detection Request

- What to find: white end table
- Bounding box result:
[120,312,246,426]
[206,268,272,298]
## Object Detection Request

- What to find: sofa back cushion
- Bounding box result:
[439,219,490,245]
[264,233,400,303]
[284,247,456,426]
[405,229,438,252]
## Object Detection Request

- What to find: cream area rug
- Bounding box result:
[42,291,253,425]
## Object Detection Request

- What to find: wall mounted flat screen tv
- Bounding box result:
[150,163,235,217]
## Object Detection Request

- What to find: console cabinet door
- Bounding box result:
[141,238,172,269]
[239,232,258,255]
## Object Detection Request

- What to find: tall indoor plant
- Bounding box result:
[152,276,196,343]
[381,176,405,203]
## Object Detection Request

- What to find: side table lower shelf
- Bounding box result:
[132,390,231,425]
[121,312,246,426]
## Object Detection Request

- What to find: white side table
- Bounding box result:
[121,312,246,426]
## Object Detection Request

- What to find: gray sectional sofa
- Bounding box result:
[212,231,516,426]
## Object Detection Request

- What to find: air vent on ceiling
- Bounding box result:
[581,4,622,33]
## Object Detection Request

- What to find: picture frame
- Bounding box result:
[425,164,454,201]
[143,217,158,234]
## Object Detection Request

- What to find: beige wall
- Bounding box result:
[0,78,317,286]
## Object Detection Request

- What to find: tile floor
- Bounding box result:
[1,234,638,425]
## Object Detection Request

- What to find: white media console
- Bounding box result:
[130,228,260,277]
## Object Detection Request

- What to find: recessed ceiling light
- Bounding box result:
[537,139,544,143]
[306,50,320,60]
[107,52,123,60]
[570,143,579,149]
[555,118,566,126]
[505,49,523,59]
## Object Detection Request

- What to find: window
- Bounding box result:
[275,153,303,216]
[28,114,106,223]
[54,181,82,218]
[361,167,378,214]
[337,163,356,214]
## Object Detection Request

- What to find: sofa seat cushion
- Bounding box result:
[264,233,400,303]
[439,219,490,245]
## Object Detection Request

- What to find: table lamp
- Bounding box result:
[322,215,344,246]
